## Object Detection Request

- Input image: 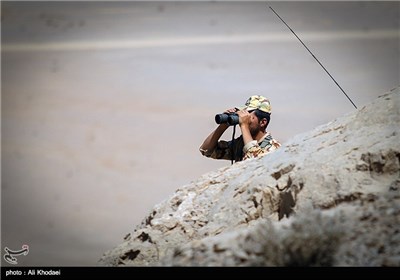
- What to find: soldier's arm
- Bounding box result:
[199,123,229,156]
[237,110,254,147]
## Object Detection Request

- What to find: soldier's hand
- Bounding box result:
[237,110,251,127]
[224,108,237,114]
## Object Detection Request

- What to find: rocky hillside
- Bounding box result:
[99,87,400,266]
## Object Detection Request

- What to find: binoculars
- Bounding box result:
[215,113,239,126]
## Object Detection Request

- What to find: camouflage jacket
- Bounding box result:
[200,132,281,162]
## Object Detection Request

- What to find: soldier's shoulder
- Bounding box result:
[261,133,281,149]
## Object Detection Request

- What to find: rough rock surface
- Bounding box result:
[99,87,400,266]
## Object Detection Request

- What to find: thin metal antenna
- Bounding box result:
[269,6,357,109]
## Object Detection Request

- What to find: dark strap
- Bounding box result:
[259,134,273,149]
[231,125,237,165]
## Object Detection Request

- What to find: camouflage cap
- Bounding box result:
[236,95,272,114]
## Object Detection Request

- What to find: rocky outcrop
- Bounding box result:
[99,86,400,266]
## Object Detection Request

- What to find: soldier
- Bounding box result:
[199,95,281,162]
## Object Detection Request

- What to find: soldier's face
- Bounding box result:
[248,111,261,136]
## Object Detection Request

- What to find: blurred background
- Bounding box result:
[2,1,399,266]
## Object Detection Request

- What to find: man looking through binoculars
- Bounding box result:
[199,95,281,162]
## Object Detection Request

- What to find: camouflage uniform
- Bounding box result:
[200,95,281,162]
[200,132,281,162]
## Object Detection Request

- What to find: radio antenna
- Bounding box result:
[269,6,357,109]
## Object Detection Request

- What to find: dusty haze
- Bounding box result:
[2,1,399,266]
